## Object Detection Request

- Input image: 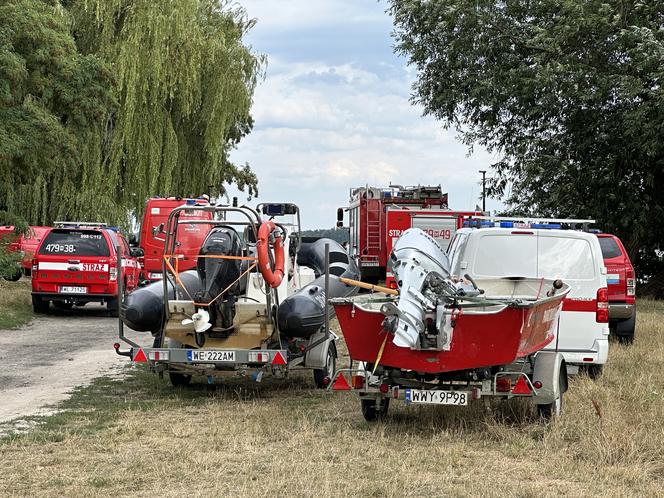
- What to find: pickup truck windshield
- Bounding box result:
[39,230,110,256]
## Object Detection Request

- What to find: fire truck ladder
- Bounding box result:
[366,201,381,254]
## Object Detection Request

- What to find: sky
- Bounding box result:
[228,0,500,229]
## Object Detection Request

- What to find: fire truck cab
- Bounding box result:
[339,185,481,284]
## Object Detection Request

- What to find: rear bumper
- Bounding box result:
[546,338,609,366]
[32,292,116,302]
[608,303,634,321]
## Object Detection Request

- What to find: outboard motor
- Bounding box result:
[383,228,451,348]
[194,226,242,337]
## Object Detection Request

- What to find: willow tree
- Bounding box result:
[0,0,115,225]
[65,0,263,221]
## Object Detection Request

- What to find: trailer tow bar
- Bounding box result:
[113,342,132,358]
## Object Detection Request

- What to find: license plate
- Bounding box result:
[405,389,469,406]
[149,272,162,280]
[187,350,235,363]
[60,286,87,294]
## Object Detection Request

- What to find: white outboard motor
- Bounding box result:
[386,228,451,348]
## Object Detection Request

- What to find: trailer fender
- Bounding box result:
[532,351,567,405]
[304,330,336,369]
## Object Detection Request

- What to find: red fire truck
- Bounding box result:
[337,185,482,284]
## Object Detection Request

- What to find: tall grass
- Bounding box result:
[1,302,663,496]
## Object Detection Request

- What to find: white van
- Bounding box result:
[448,224,609,377]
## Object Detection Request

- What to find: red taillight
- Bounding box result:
[32,258,38,273]
[379,383,389,394]
[533,381,543,389]
[109,265,117,282]
[496,377,512,393]
[596,287,609,323]
[626,267,636,297]
[351,375,365,389]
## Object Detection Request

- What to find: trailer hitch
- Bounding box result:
[113,342,132,358]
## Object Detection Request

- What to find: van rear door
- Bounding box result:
[537,232,602,352]
[36,229,112,294]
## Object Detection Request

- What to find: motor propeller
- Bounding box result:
[182,309,212,333]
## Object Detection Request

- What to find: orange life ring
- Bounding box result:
[256,221,285,288]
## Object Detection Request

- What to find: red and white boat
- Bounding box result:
[328,228,571,422]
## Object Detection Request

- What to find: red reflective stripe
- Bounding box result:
[562,299,597,312]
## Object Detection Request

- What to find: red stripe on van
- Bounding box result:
[562,299,596,312]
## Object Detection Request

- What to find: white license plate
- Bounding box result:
[405,389,470,406]
[149,272,162,280]
[187,350,235,363]
[60,286,87,294]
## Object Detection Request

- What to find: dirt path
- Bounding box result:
[0,306,150,425]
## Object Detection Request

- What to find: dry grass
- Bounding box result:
[0,278,32,330]
[2,303,664,497]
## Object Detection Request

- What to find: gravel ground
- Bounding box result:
[0,305,150,426]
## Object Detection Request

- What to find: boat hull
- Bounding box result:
[334,291,565,374]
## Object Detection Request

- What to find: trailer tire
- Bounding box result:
[537,376,563,420]
[32,295,49,314]
[313,342,336,389]
[168,338,192,387]
[361,397,389,422]
[169,372,192,387]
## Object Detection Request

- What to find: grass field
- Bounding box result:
[0,278,32,330]
[1,302,663,497]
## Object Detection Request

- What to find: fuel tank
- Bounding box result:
[120,271,203,332]
[278,238,359,338]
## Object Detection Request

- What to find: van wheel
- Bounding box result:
[361,397,390,422]
[616,311,636,345]
[585,364,603,380]
[313,342,337,389]
[32,296,49,314]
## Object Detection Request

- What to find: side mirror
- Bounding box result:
[152,223,164,238]
[131,247,144,258]
[128,233,138,246]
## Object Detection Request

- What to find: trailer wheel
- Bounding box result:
[361,397,390,422]
[168,338,192,387]
[169,372,192,387]
[32,295,49,314]
[313,342,337,389]
[537,373,564,420]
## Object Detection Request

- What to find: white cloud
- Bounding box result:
[228,0,500,228]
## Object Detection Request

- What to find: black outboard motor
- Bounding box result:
[120,271,203,333]
[195,226,243,336]
[278,238,360,338]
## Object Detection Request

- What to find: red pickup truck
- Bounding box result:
[597,233,636,344]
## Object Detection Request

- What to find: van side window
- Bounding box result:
[538,237,595,280]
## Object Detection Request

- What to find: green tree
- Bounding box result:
[66,0,263,220]
[0,0,115,225]
[390,0,664,294]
